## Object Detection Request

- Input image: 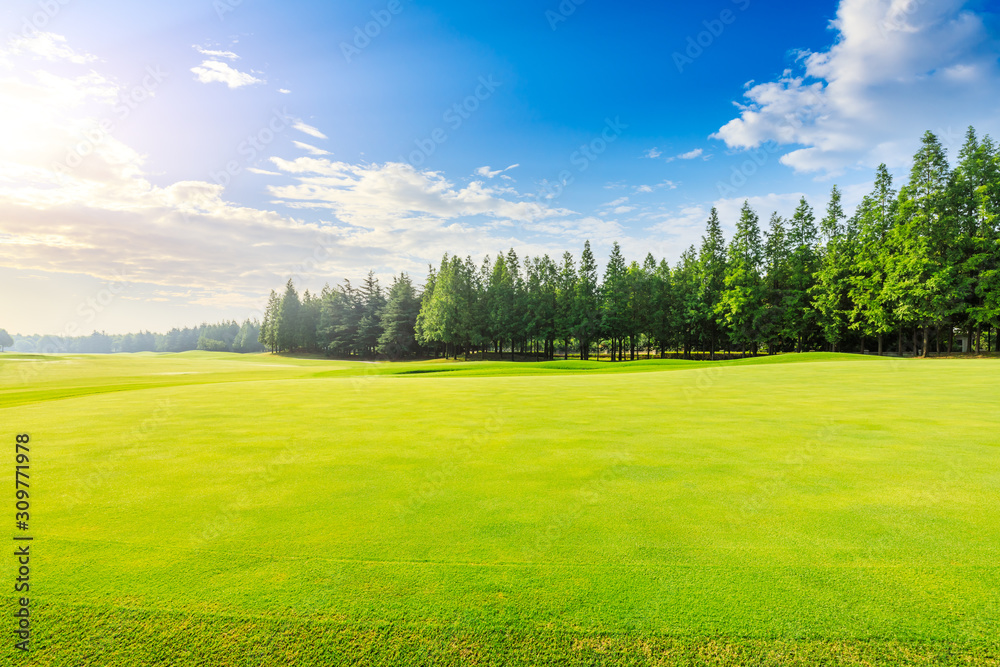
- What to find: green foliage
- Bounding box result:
[276,278,302,352]
[378,273,421,359]
[719,201,765,353]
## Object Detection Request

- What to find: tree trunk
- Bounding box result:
[877,333,883,356]
[921,325,929,359]
[898,328,903,356]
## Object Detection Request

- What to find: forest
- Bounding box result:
[258,128,1000,360]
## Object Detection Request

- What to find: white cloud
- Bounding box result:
[4,32,97,64]
[278,88,291,94]
[677,148,704,160]
[247,167,281,176]
[193,46,239,60]
[643,148,662,159]
[713,0,1000,175]
[268,158,573,231]
[292,140,331,156]
[292,121,327,139]
[190,60,264,88]
[633,180,677,194]
[475,164,519,179]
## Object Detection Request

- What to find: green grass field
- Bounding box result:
[2,352,998,666]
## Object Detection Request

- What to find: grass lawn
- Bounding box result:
[1,352,998,665]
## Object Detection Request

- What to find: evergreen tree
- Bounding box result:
[299,289,320,353]
[719,201,765,355]
[762,212,791,353]
[849,165,897,354]
[556,251,577,359]
[601,242,628,360]
[674,246,701,358]
[259,290,280,353]
[574,241,601,360]
[378,273,421,359]
[889,131,955,356]
[697,208,727,359]
[649,259,676,356]
[812,186,854,352]
[276,279,301,352]
[786,197,819,352]
[414,265,438,354]
[356,271,386,357]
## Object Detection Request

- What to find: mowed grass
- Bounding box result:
[2,352,999,665]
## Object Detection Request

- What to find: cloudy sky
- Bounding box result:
[2,0,999,334]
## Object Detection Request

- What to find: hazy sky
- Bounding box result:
[2,0,999,334]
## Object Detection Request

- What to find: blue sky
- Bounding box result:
[1,0,999,334]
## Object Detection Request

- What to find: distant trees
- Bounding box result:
[8,319,265,355]
[0,328,12,352]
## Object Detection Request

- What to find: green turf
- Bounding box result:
[2,352,998,665]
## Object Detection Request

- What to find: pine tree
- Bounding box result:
[276,279,301,352]
[556,251,577,359]
[259,290,280,353]
[602,242,628,361]
[954,129,1000,351]
[889,131,955,356]
[414,265,438,354]
[674,246,701,358]
[356,270,386,357]
[849,165,897,355]
[719,201,765,355]
[812,186,854,352]
[762,212,791,353]
[697,208,727,359]
[378,273,421,359]
[786,197,819,352]
[574,241,601,360]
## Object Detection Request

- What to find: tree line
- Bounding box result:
[259,128,1000,360]
[6,321,265,355]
